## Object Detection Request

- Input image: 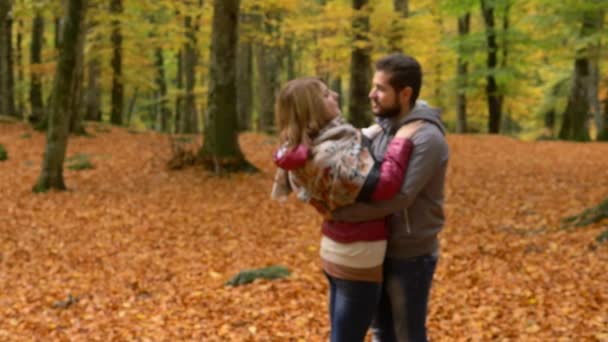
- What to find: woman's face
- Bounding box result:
[320,83,341,120]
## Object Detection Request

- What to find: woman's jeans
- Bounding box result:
[371,253,439,342]
[325,273,382,342]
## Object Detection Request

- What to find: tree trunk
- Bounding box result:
[6,12,15,117]
[237,38,252,131]
[69,18,87,135]
[255,11,281,134]
[174,50,183,133]
[255,44,279,133]
[388,0,408,52]
[29,11,45,124]
[348,0,372,128]
[456,13,470,134]
[110,0,123,125]
[589,10,604,139]
[481,0,501,134]
[285,38,296,81]
[154,47,170,132]
[54,16,61,48]
[432,8,445,111]
[34,0,88,192]
[179,14,198,134]
[16,19,23,118]
[0,0,12,117]
[558,9,602,141]
[85,58,102,121]
[125,87,138,126]
[599,92,608,141]
[558,59,592,141]
[199,0,254,173]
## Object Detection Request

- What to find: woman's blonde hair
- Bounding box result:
[275,77,332,148]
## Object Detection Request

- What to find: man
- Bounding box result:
[332,53,449,342]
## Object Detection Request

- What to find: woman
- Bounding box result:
[271,77,422,341]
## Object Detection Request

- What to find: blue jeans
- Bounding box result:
[371,254,439,342]
[326,273,382,342]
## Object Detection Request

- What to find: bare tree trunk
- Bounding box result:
[34,0,88,192]
[255,44,279,133]
[481,0,501,134]
[154,47,170,132]
[29,10,45,124]
[16,19,23,117]
[237,37,252,131]
[54,16,61,48]
[255,10,281,134]
[85,58,101,121]
[199,0,254,173]
[432,7,445,111]
[175,50,183,133]
[589,10,604,139]
[599,90,608,140]
[180,14,198,133]
[110,0,123,125]
[0,0,14,117]
[456,13,470,133]
[6,12,15,117]
[558,9,602,141]
[349,0,372,128]
[69,19,87,134]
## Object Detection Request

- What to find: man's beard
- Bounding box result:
[372,99,401,118]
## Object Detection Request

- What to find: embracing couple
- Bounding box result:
[272,53,449,342]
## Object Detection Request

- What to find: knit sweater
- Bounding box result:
[271,117,414,282]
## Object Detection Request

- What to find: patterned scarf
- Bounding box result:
[271,117,375,214]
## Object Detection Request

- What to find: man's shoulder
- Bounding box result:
[410,123,449,159]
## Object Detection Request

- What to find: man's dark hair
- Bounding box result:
[375,53,422,106]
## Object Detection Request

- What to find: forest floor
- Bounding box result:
[1,121,607,341]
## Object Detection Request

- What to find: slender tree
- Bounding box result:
[5,7,15,117]
[172,50,181,133]
[456,12,470,133]
[179,11,199,133]
[34,0,88,192]
[236,29,252,131]
[68,16,87,135]
[0,0,13,117]
[199,0,254,173]
[110,0,123,125]
[154,47,170,132]
[481,0,501,134]
[599,89,608,140]
[85,58,102,121]
[15,19,23,117]
[29,9,45,123]
[255,9,282,134]
[348,0,372,128]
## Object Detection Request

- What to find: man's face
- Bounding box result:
[369,71,401,118]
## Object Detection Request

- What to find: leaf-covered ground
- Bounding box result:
[1,122,607,341]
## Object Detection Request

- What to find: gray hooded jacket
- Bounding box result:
[332,101,449,259]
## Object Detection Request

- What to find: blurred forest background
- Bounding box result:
[1,1,607,340]
[0,0,606,141]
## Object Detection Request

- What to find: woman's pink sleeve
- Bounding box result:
[371,138,413,201]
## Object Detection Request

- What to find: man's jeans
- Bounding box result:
[325,274,382,342]
[371,253,439,342]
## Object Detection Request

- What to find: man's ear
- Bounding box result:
[399,87,413,105]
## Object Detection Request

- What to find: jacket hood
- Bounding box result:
[377,100,446,136]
